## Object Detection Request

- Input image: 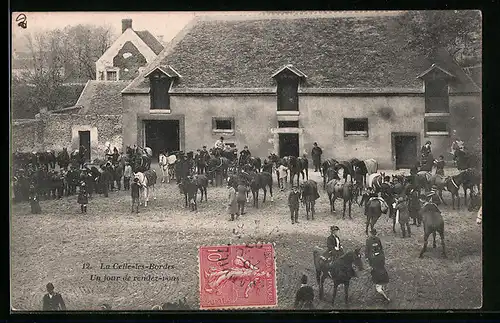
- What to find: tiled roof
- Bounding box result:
[124,15,479,93]
[75,80,131,115]
[135,30,164,55]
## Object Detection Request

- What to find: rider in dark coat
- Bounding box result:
[421,141,432,163]
[198,146,210,175]
[325,226,343,261]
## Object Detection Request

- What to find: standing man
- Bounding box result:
[131,177,140,213]
[198,146,210,175]
[365,229,390,302]
[236,182,249,217]
[288,186,301,224]
[42,283,66,311]
[227,182,238,221]
[311,142,323,173]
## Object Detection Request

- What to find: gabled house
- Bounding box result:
[121,14,481,169]
[95,19,164,81]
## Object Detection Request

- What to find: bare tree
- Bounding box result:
[12,24,116,117]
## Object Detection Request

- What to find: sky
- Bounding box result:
[11,11,405,52]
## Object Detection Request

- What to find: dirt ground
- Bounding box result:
[10,167,482,311]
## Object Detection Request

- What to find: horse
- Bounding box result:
[313,247,364,306]
[321,158,339,189]
[476,206,482,225]
[249,171,273,208]
[392,197,412,238]
[334,161,354,183]
[414,171,432,195]
[207,157,229,187]
[133,170,157,207]
[326,179,354,219]
[287,156,308,187]
[432,171,469,210]
[418,201,446,258]
[179,176,199,211]
[361,194,389,235]
[299,180,320,220]
[366,172,385,192]
[246,156,262,173]
[352,158,378,187]
[193,174,208,203]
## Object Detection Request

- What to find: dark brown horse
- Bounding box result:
[326,179,355,219]
[286,156,308,187]
[249,171,273,208]
[322,158,339,189]
[418,201,446,258]
[313,247,364,306]
[361,195,389,235]
[299,180,320,220]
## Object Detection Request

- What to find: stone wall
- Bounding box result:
[11,119,44,152]
[41,113,122,160]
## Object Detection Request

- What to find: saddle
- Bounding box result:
[368,197,389,214]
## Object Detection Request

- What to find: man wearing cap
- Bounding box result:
[294,274,314,309]
[239,146,251,167]
[288,186,301,224]
[311,142,323,173]
[131,177,141,213]
[426,185,444,205]
[365,228,390,302]
[42,283,66,311]
[325,226,343,262]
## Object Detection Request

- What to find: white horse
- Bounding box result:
[476,206,482,225]
[134,170,157,207]
[166,154,177,183]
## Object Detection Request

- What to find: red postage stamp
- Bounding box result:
[198,243,277,309]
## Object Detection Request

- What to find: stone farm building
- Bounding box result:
[95,19,165,81]
[121,14,481,169]
[12,14,481,170]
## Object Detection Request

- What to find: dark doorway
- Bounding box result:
[144,120,180,158]
[392,133,418,169]
[279,133,299,158]
[78,131,91,160]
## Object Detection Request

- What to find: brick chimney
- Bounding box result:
[122,19,133,33]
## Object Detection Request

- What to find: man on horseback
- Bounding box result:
[421,141,432,165]
[365,228,390,302]
[322,226,343,262]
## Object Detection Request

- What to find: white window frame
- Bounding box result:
[212,117,235,135]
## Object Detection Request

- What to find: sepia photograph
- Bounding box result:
[10,10,482,311]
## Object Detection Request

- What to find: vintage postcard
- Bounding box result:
[10,11,482,311]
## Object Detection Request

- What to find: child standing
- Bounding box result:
[123,162,132,190]
[288,186,301,224]
[77,182,89,213]
[131,177,140,213]
[227,183,238,221]
[277,163,289,191]
[434,155,445,176]
[236,183,249,217]
[29,184,41,214]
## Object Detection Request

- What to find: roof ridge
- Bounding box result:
[122,16,200,94]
